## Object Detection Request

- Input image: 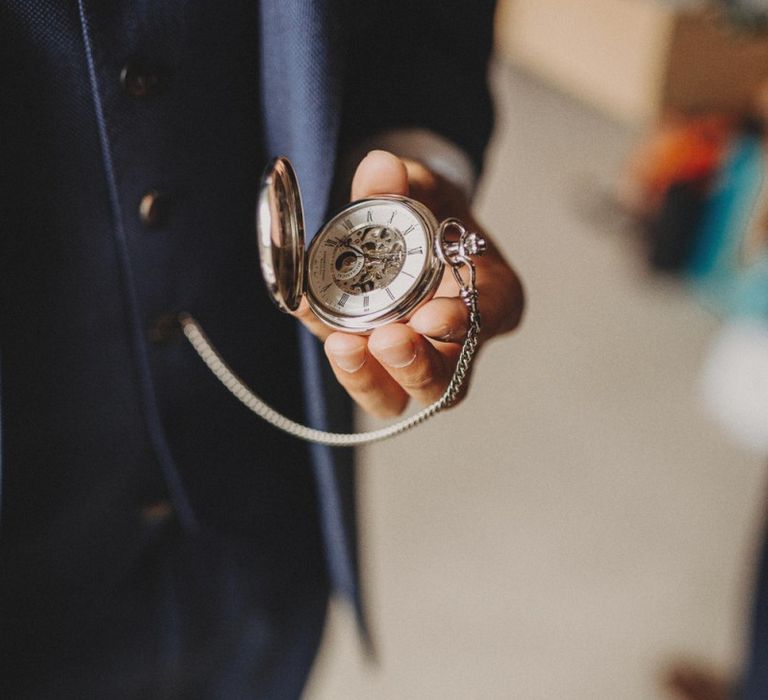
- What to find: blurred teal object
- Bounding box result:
[688,133,768,321]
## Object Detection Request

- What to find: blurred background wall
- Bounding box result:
[496,0,768,124]
[307,2,768,698]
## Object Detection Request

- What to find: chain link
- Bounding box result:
[180,222,483,447]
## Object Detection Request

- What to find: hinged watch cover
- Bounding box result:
[257,156,305,313]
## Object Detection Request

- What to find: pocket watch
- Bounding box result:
[257,156,486,333]
[179,155,488,447]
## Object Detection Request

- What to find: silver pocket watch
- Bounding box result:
[257,156,485,333]
[180,156,487,446]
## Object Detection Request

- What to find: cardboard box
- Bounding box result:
[496,0,768,124]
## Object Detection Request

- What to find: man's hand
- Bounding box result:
[294,150,524,418]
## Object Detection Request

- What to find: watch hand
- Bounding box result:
[365,252,402,263]
[340,236,365,257]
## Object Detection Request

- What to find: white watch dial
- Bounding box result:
[307,200,430,319]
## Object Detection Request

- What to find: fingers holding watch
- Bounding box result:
[409,233,525,344]
[368,322,457,406]
[398,157,525,341]
[324,321,460,419]
[300,147,524,419]
[324,331,410,418]
[408,296,470,343]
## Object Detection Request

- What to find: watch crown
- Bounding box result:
[462,231,486,257]
[437,218,486,266]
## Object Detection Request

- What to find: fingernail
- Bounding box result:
[378,341,416,368]
[423,324,463,343]
[410,319,464,343]
[331,348,367,373]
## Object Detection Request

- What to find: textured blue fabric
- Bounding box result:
[258,0,359,615]
[338,0,496,173]
[0,0,495,694]
[76,0,199,535]
[0,353,3,529]
[742,512,768,699]
[0,0,328,696]
[259,0,343,233]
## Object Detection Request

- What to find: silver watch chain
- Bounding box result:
[179,219,483,447]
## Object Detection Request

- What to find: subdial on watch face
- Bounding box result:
[333,225,406,294]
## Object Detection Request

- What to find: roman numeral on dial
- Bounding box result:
[337,293,349,308]
[342,219,353,231]
[366,210,373,222]
[403,225,415,236]
[407,246,423,255]
[385,288,395,301]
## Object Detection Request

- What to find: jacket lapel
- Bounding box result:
[258,0,344,235]
[259,1,368,639]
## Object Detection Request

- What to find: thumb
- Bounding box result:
[351,150,410,200]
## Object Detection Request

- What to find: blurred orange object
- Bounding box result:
[618,113,734,219]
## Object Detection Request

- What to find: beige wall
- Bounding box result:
[496,0,768,124]
[496,0,675,123]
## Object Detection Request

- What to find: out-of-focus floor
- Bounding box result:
[306,63,767,700]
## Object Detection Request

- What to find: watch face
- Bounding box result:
[306,197,442,331]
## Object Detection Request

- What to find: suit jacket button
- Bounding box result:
[140,500,174,525]
[120,64,163,97]
[139,190,168,227]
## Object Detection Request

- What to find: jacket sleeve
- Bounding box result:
[338,0,497,176]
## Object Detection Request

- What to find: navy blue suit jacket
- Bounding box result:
[0,0,494,695]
